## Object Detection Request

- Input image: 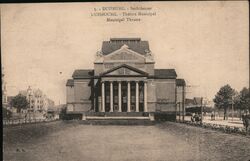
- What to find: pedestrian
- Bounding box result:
[211,111,215,121]
[191,113,195,122]
[194,112,200,122]
[242,110,250,134]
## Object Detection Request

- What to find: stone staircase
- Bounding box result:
[81,112,155,125]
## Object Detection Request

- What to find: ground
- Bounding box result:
[3,121,250,161]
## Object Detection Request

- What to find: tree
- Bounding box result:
[3,107,12,119]
[10,94,29,113]
[234,87,250,117]
[213,84,236,120]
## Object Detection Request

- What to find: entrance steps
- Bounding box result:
[86,116,150,120]
[81,112,155,125]
[85,112,150,117]
[80,119,155,125]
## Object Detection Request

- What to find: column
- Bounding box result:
[144,81,148,112]
[110,81,113,112]
[135,81,139,112]
[118,81,122,112]
[101,81,105,112]
[127,81,131,112]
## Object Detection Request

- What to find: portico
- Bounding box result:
[100,79,148,112]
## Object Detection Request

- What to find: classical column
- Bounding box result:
[135,81,139,112]
[101,81,105,112]
[118,81,122,112]
[144,81,148,112]
[127,81,131,112]
[110,81,113,112]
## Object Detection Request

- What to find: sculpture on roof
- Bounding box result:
[96,51,103,58]
[121,44,129,49]
[94,51,104,63]
[145,49,154,60]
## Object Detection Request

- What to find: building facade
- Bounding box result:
[19,87,55,113]
[2,67,8,107]
[66,38,185,118]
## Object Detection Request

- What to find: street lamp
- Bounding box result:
[175,102,181,122]
[231,96,234,121]
[201,97,203,124]
[178,102,181,122]
[27,86,32,121]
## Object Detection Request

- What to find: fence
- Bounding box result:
[3,117,58,126]
[177,120,249,136]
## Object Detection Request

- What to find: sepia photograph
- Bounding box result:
[1,1,250,161]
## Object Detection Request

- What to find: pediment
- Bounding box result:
[104,46,145,62]
[101,64,148,76]
[94,44,155,64]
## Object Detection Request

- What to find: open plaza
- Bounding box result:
[3,121,250,161]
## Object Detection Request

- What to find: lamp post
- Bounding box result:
[176,102,181,122]
[27,86,32,121]
[231,96,234,121]
[178,102,181,122]
[201,97,203,124]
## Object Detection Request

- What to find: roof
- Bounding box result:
[194,97,203,105]
[72,69,94,79]
[33,89,43,96]
[154,69,177,79]
[185,97,203,107]
[101,38,150,55]
[185,98,195,105]
[176,79,186,86]
[19,88,44,97]
[110,38,141,41]
[66,79,74,86]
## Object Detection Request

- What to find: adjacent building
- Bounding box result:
[2,67,8,107]
[19,87,55,113]
[66,38,186,119]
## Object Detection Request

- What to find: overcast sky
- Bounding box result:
[1,2,249,105]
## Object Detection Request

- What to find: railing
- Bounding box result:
[178,120,249,136]
[3,117,59,126]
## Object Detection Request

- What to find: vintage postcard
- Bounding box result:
[2,1,249,161]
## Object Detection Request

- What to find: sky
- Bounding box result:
[1,2,249,105]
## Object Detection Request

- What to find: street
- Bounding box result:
[184,116,244,128]
[3,121,250,161]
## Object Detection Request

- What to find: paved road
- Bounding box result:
[3,121,250,161]
[185,116,244,128]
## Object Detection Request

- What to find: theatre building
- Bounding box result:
[66,38,186,120]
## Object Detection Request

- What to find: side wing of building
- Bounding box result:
[66,70,94,114]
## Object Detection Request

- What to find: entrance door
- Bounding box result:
[121,82,127,112]
[139,84,144,112]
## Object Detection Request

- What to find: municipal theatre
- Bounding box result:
[66,38,186,120]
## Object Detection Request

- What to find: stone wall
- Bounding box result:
[66,86,74,103]
[155,79,176,102]
[176,86,185,114]
[73,79,92,112]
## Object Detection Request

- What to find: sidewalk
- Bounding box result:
[185,116,244,128]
